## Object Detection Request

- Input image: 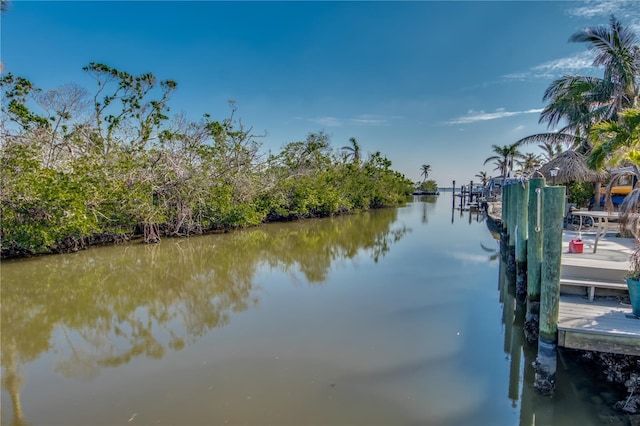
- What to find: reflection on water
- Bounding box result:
[419,195,437,224]
[2,209,409,425]
[0,198,630,425]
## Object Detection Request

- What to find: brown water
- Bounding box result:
[1,196,629,425]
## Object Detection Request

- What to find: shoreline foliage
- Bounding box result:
[0,64,414,258]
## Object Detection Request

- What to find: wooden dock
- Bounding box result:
[558,230,640,355]
[484,203,639,355]
[558,295,639,355]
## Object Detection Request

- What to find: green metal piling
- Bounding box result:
[534,185,565,395]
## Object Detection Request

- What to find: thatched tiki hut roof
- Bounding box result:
[538,150,609,184]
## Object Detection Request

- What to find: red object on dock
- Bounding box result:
[569,239,584,253]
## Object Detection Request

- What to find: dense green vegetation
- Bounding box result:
[566,181,595,208]
[0,64,414,257]
[416,180,438,193]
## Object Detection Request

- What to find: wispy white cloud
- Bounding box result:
[567,0,636,19]
[569,0,640,35]
[447,108,543,125]
[307,116,343,127]
[504,51,596,81]
[350,115,388,126]
[532,51,595,73]
[502,72,531,82]
[306,114,395,127]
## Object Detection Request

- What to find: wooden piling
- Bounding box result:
[515,181,529,302]
[507,184,517,273]
[452,180,456,209]
[501,182,509,231]
[507,184,516,246]
[511,184,519,245]
[525,178,545,339]
[503,184,511,243]
[534,185,565,395]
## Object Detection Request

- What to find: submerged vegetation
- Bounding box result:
[0,64,414,258]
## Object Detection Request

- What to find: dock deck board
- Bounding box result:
[557,232,640,355]
[558,295,637,336]
[558,295,640,355]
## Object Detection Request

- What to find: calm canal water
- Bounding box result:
[1,195,628,425]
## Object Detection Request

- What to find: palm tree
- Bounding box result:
[517,16,640,153]
[585,107,640,218]
[571,16,640,116]
[475,171,489,186]
[341,137,361,164]
[490,159,508,178]
[483,143,523,179]
[516,152,542,175]
[538,141,563,162]
[535,76,605,152]
[588,107,640,170]
[420,164,431,182]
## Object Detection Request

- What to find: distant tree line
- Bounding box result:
[0,63,414,257]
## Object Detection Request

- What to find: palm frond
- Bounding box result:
[569,16,640,112]
[515,132,578,146]
[483,155,499,165]
[588,107,640,169]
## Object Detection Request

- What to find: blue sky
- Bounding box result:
[2,1,640,186]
